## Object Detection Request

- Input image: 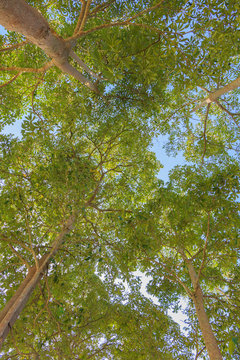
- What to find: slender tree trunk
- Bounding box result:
[195,75,240,110]
[185,258,223,360]
[0,215,76,348]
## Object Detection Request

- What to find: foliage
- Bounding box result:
[0,0,240,359]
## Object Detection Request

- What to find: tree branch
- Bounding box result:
[90,204,132,213]
[195,75,240,110]
[0,60,54,74]
[79,0,92,32]
[70,50,100,79]
[8,244,30,270]
[149,254,193,298]
[0,233,33,256]
[0,41,27,52]
[201,103,211,165]
[0,214,76,346]
[0,72,22,88]
[68,0,165,41]
[73,1,86,35]
[57,60,98,92]
[195,346,206,360]
[73,0,92,35]
[215,100,240,129]
[195,213,210,289]
[89,0,115,17]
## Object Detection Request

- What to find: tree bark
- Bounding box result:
[0,215,76,348]
[184,257,223,360]
[0,0,70,65]
[195,75,240,110]
[0,0,98,91]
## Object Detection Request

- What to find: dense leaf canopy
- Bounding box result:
[0,0,239,359]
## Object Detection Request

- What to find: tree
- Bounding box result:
[113,163,239,359]
[0,0,240,358]
[194,75,240,110]
[0,0,185,94]
[1,102,183,357]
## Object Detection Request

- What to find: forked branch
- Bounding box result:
[195,75,240,110]
[73,1,87,35]
[68,0,165,41]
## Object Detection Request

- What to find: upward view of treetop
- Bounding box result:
[0,1,239,359]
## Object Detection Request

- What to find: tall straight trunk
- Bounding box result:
[185,258,223,360]
[0,215,76,348]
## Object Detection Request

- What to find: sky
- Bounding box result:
[0,21,188,337]
[0,23,186,182]
[0,24,6,35]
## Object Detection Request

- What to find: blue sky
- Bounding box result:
[0,14,189,345]
[2,118,185,182]
[0,23,185,183]
[0,24,6,35]
[152,135,185,181]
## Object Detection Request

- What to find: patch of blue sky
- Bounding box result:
[152,134,185,182]
[0,24,7,35]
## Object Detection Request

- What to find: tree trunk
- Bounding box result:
[0,0,70,66]
[0,215,76,348]
[185,258,223,360]
[0,0,98,91]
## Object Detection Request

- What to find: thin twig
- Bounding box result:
[0,72,22,88]
[31,73,46,125]
[201,103,211,165]
[34,276,51,329]
[190,248,204,261]
[87,340,114,359]
[8,244,30,270]
[146,254,193,298]
[44,276,62,334]
[195,346,206,360]
[90,205,132,213]
[122,1,165,23]
[19,191,40,270]
[215,100,240,129]
[0,233,33,256]
[69,20,160,40]
[9,326,31,357]
[0,41,27,52]
[89,0,115,17]
[195,213,210,290]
